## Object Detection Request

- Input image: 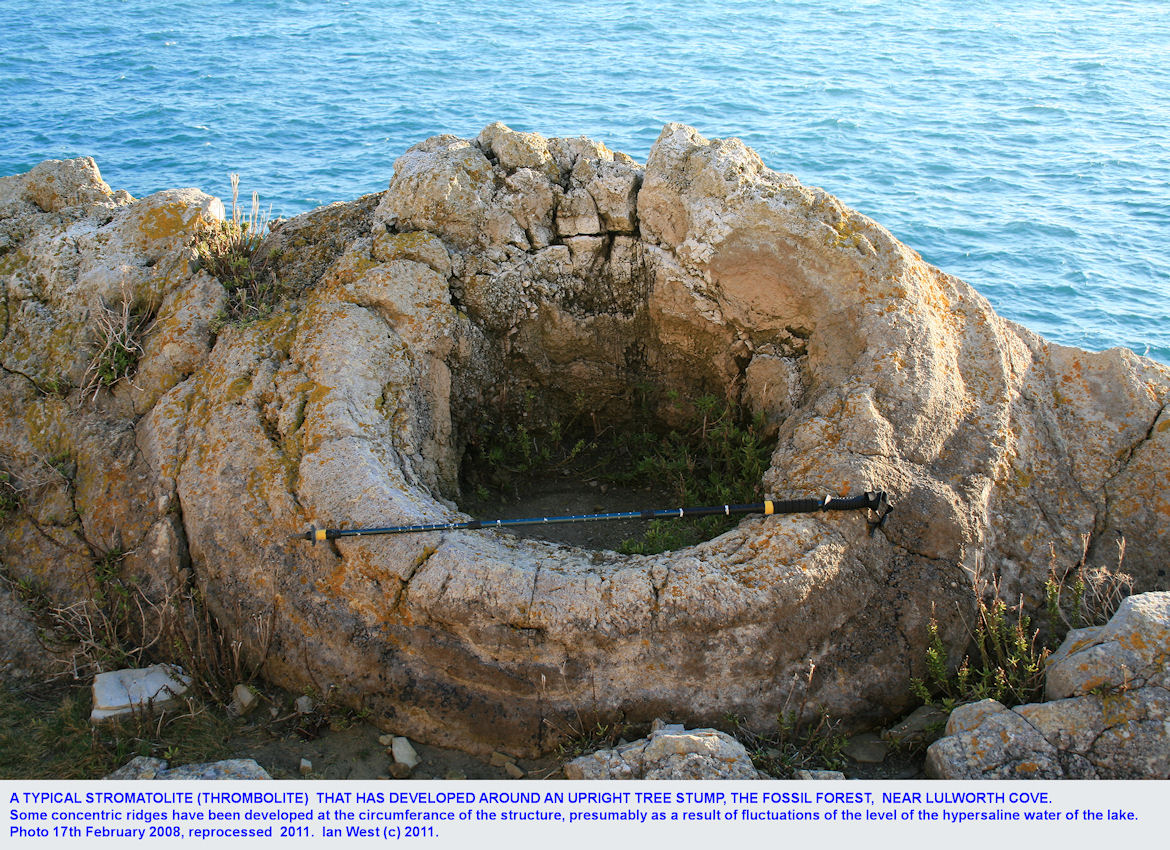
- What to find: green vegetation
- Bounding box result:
[1046,535,1133,635]
[82,283,156,399]
[552,717,635,762]
[195,174,284,329]
[913,539,1132,711]
[0,563,283,778]
[0,680,238,780]
[726,664,847,777]
[912,597,1047,710]
[461,391,773,555]
[0,469,19,518]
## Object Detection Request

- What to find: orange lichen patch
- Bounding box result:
[1119,631,1152,652]
[317,560,349,599]
[1100,692,1135,727]
[1064,634,1102,656]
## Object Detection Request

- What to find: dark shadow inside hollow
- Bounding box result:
[450,372,778,553]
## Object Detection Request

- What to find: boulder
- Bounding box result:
[1,127,1168,758]
[925,592,1170,779]
[105,756,271,780]
[563,721,764,780]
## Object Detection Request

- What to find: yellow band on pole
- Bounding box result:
[764,500,774,515]
[315,528,327,541]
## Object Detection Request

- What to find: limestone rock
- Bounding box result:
[925,700,1067,779]
[0,156,115,213]
[926,592,1170,779]
[477,122,561,182]
[563,723,764,780]
[105,757,272,781]
[375,137,495,248]
[1045,591,1170,698]
[371,228,452,277]
[104,756,168,780]
[555,187,602,237]
[228,684,258,717]
[796,769,846,780]
[575,157,641,233]
[90,665,191,723]
[2,124,1169,761]
[391,736,421,769]
[881,704,948,747]
[843,732,888,764]
[0,579,68,682]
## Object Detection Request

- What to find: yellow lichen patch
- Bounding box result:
[1100,692,1134,727]
[320,252,380,290]
[223,374,253,404]
[138,202,193,242]
[21,396,70,456]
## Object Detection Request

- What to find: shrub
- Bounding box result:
[82,282,156,400]
[914,540,1132,712]
[912,597,1047,710]
[195,174,283,328]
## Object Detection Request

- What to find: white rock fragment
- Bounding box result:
[90,665,191,723]
[391,737,421,769]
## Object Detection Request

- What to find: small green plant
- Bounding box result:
[82,283,156,400]
[36,376,72,397]
[615,396,771,554]
[554,719,630,762]
[196,174,282,328]
[0,679,240,779]
[0,469,19,518]
[726,663,847,777]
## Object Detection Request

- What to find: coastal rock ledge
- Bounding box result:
[1,124,1167,758]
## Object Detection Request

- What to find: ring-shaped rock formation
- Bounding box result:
[0,124,1167,756]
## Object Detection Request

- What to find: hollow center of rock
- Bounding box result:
[455,389,775,553]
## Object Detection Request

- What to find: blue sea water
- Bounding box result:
[2,0,1168,363]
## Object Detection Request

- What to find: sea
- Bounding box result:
[2,0,1168,363]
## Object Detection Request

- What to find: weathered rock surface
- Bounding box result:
[104,755,271,780]
[925,592,1170,779]
[0,579,66,682]
[1,124,1168,758]
[563,721,765,780]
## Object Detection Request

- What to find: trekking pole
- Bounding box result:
[294,490,891,544]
